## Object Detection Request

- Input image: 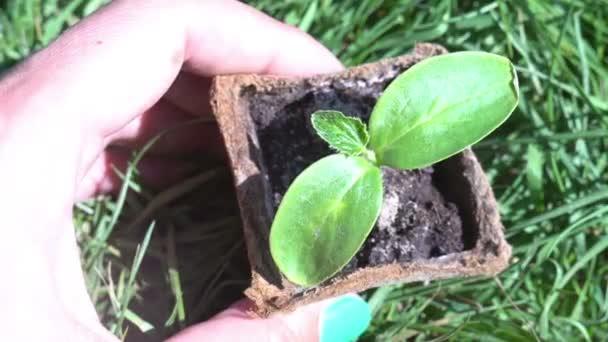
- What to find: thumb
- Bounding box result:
[167,295,371,342]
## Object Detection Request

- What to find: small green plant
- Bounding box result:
[269,52,519,286]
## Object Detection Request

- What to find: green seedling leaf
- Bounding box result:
[369,51,519,169]
[270,154,383,286]
[311,110,370,156]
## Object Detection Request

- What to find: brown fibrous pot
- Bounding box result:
[210,43,512,317]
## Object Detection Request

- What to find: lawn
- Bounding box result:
[1,0,607,341]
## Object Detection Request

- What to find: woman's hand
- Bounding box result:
[0,0,371,340]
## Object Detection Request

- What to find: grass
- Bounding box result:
[2,0,607,341]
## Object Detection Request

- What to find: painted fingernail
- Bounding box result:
[320,295,372,342]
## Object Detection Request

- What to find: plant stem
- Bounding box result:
[364,149,378,165]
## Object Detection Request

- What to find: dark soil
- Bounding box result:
[354,167,463,267]
[248,74,466,273]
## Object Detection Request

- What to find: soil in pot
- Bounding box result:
[247,76,476,280]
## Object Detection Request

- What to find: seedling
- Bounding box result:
[269,52,519,286]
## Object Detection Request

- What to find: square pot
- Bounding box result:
[210,43,511,317]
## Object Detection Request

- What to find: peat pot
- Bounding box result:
[210,43,512,317]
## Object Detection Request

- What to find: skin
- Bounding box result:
[0,0,347,340]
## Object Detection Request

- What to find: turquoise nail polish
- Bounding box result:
[320,295,372,342]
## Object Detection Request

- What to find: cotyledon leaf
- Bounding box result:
[269,154,383,286]
[311,110,370,156]
[369,51,519,169]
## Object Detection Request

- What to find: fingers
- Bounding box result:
[163,72,212,117]
[178,0,343,76]
[76,146,203,201]
[77,98,226,199]
[105,98,224,156]
[167,295,371,342]
[0,0,342,183]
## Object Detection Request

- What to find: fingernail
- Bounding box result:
[320,295,371,342]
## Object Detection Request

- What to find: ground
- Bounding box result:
[1,0,607,341]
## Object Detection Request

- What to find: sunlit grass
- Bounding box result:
[2,0,607,340]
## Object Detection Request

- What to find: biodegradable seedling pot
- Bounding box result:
[210,43,512,317]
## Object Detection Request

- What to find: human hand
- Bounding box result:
[0,0,371,341]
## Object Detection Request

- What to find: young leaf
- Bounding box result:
[369,51,519,169]
[311,110,370,156]
[270,154,383,286]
